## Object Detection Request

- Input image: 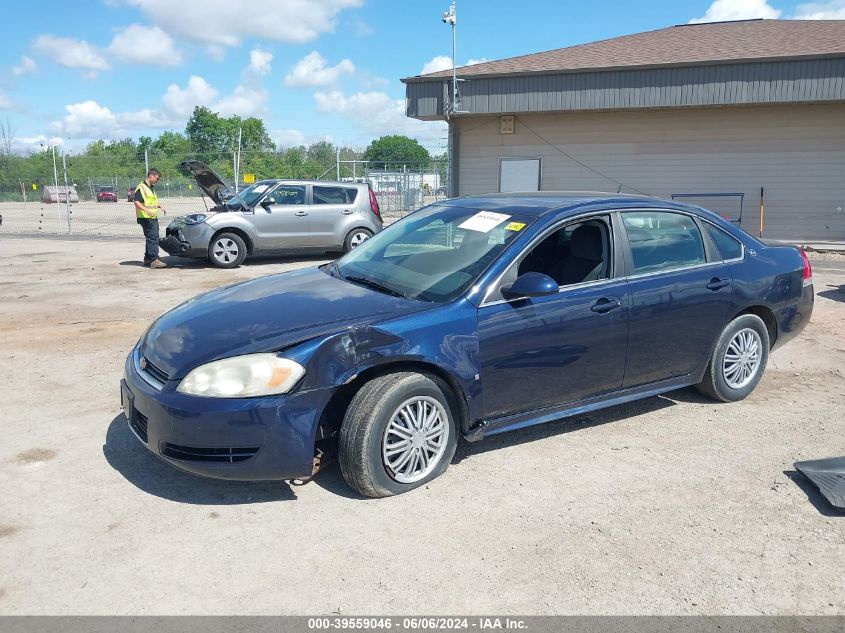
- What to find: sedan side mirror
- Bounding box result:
[501,272,559,300]
[260,197,276,210]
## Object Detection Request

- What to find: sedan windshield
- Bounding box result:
[335,204,532,302]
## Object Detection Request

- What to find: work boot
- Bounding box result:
[149,259,168,269]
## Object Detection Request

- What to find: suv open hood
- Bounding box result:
[179,160,232,207]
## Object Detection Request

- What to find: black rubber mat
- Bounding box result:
[795,457,845,510]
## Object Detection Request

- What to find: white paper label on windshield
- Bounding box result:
[252,184,269,194]
[458,211,510,233]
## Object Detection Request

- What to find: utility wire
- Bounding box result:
[516,117,649,196]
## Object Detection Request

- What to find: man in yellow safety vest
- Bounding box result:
[134,168,167,268]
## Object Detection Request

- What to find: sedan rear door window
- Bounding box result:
[622,211,706,274]
[704,222,744,260]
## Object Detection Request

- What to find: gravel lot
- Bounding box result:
[0,235,843,615]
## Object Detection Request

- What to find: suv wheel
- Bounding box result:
[343,228,372,253]
[208,232,246,268]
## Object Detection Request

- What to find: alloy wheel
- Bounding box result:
[722,327,763,389]
[381,396,449,484]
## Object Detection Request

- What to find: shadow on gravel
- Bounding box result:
[103,414,296,504]
[818,286,845,303]
[784,470,844,517]
[452,392,678,464]
[118,253,332,270]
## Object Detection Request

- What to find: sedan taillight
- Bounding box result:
[799,248,812,285]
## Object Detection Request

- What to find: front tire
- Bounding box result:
[208,232,246,268]
[339,372,458,497]
[343,228,372,253]
[697,313,770,402]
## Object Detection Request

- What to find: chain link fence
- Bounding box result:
[0,148,448,237]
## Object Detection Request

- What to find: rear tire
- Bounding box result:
[339,372,458,498]
[343,228,372,253]
[208,232,246,268]
[696,314,769,402]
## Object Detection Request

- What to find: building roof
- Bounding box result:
[405,19,845,82]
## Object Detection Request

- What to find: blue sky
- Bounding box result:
[1,0,843,154]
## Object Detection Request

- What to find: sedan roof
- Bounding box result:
[438,191,671,217]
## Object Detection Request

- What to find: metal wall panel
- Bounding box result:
[453,104,845,240]
[406,58,845,119]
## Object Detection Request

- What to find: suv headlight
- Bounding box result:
[177,354,305,398]
[184,213,208,225]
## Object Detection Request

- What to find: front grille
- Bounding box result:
[160,443,261,464]
[141,356,169,384]
[129,410,148,444]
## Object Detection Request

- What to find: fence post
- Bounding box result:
[61,152,71,233]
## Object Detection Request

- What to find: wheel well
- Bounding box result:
[314,361,471,442]
[211,227,254,255]
[737,305,777,348]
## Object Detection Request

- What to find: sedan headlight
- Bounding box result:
[177,354,305,398]
[184,213,208,225]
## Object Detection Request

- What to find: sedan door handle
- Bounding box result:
[706,278,731,291]
[591,298,622,313]
[341,209,353,215]
[294,211,308,217]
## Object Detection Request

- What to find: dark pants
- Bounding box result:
[137,218,160,263]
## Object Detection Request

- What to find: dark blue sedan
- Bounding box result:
[121,193,814,497]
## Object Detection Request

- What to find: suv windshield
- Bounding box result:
[335,204,531,302]
[223,181,277,209]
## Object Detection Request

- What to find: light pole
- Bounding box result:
[41,142,59,190]
[442,2,458,114]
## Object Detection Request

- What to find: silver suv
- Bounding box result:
[160,160,383,268]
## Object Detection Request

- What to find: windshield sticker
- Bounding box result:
[459,211,510,233]
[252,184,269,194]
[504,222,526,231]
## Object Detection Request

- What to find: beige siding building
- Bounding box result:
[404,19,845,240]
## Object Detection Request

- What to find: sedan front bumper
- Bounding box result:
[121,346,331,481]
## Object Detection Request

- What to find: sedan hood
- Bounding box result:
[179,159,234,207]
[141,267,429,380]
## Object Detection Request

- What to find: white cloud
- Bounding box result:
[793,0,845,18]
[285,51,355,87]
[214,85,269,118]
[34,35,110,73]
[53,101,120,137]
[207,45,227,62]
[689,0,781,23]
[273,129,307,147]
[11,135,65,155]
[314,90,447,143]
[272,129,334,148]
[12,56,38,76]
[354,19,375,37]
[0,91,10,109]
[161,76,219,118]
[119,0,363,47]
[107,24,183,66]
[248,48,273,76]
[117,108,173,128]
[421,56,452,75]
[467,58,489,66]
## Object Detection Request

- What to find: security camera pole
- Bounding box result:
[442,2,460,114]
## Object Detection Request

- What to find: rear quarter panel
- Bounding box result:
[728,241,812,350]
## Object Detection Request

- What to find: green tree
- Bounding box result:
[185,106,228,155]
[363,135,430,170]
